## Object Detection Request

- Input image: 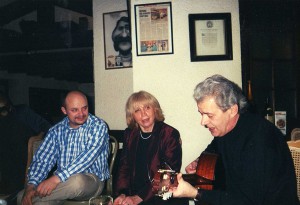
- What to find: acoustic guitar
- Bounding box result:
[152,152,225,200]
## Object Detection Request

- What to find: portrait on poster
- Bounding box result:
[103,10,132,69]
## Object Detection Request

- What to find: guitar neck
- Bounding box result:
[182,174,213,187]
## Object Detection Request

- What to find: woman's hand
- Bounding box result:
[185,158,199,174]
[113,194,143,205]
[169,173,198,198]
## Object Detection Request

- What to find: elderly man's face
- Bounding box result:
[112,20,131,54]
[197,96,238,137]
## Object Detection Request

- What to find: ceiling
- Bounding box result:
[0,0,93,83]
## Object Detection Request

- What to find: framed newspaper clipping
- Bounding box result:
[188,13,233,61]
[134,2,174,56]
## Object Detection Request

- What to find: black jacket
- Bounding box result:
[200,112,299,205]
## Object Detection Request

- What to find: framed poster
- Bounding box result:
[189,13,233,61]
[134,2,174,56]
[103,10,132,69]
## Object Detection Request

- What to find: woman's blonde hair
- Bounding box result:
[125,90,165,128]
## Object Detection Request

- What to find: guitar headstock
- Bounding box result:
[162,192,173,200]
[152,169,178,200]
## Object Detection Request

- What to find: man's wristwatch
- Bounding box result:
[194,188,202,201]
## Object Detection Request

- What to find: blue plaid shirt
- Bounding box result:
[27,114,110,186]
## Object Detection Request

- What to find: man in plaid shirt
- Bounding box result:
[18,90,110,205]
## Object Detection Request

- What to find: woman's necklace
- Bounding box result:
[140,130,152,140]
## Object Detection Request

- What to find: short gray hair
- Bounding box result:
[193,75,248,113]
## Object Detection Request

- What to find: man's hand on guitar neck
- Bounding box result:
[169,173,198,198]
[185,158,199,174]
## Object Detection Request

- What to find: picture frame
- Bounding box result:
[127,0,132,24]
[127,0,133,53]
[103,10,132,69]
[134,2,174,56]
[188,13,233,61]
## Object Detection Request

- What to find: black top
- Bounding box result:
[0,114,32,194]
[13,104,51,134]
[134,131,152,192]
[198,112,299,205]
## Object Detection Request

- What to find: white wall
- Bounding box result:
[93,0,241,171]
[93,0,134,130]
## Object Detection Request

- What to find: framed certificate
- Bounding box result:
[189,13,233,61]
